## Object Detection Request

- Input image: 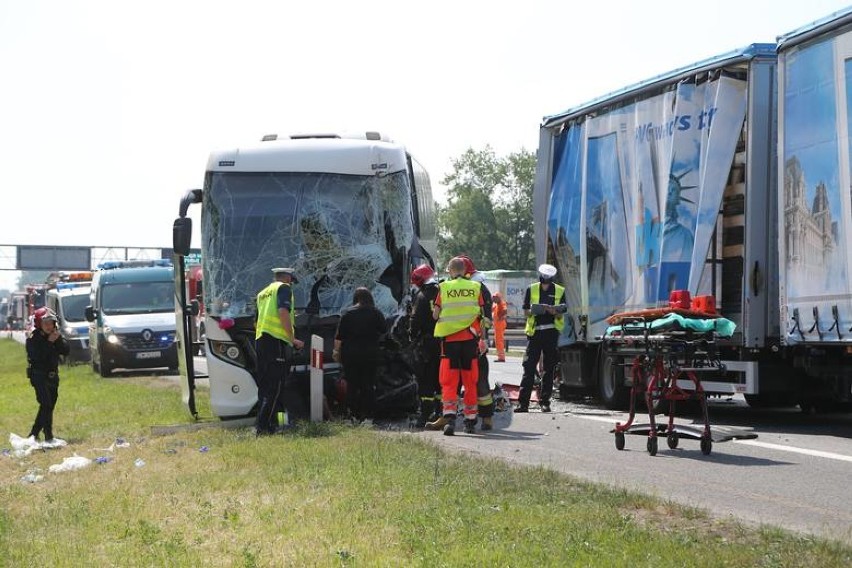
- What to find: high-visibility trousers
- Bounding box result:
[439,339,479,420]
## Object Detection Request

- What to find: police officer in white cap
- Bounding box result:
[516,263,566,413]
[254,267,305,435]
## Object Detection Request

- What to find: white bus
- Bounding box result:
[173,132,436,419]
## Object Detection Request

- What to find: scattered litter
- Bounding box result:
[48,455,92,473]
[163,449,178,455]
[21,472,44,484]
[134,458,146,468]
[95,456,112,464]
[2,449,10,457]
[9,433,67,455]
[115,438,131,448]
[199,446,209,453]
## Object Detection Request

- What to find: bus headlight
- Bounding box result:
[209,340,247,367]
[64,326,76,336]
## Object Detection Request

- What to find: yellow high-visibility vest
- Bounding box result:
[525,282,565,336]
[255,282,295,344]
[434,278,481,338]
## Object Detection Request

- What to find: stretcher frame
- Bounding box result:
[606,316,756,456]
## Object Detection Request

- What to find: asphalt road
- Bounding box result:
[17,328,850,544]
[425,356,852,544]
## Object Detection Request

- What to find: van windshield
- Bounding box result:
[202,170,415,319]
[101,282,174,315]
[60,294,90,322]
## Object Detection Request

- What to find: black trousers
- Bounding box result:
[30,371,59,439]
[254,333,293,433]
[414,338,441,416]
[519,329,559,406]
[343,354,379,420]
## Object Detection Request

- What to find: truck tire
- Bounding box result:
[598,351,630,410]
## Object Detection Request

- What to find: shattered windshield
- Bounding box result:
[202,171,414,319]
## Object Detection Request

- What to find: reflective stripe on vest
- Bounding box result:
[434,278,481,338]
[255,281,295,343]
[525,282,565,336]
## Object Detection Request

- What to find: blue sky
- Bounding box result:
[1,0,851,290]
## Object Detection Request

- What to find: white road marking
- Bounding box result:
[733,439,852,463]
[564,412,852,463]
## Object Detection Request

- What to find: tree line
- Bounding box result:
[435,146,536,272]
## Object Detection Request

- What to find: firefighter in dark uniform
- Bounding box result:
[517,264,566,413]
[254,267,304,435]
[408,264,442,427]
[26,307,70,444]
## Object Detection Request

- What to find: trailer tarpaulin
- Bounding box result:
[547,76,747,339]
[780,26,852,344]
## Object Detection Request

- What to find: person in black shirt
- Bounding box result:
[334,287,387,421]
[26,307,70,444]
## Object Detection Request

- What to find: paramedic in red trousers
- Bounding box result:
[26,307,70,445]
[254,267,304,435]
[408,264,442,427]
[516,263,566,413]
[426,257,486,435]
[459,255,496,431]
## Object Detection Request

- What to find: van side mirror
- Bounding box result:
[173,217,192,256]
[85,306,96,322]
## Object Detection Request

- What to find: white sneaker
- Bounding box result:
[43,437,67,448]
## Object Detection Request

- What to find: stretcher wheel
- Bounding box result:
[614,432,625,451]
[700,437,712,455]
[666,432,679,449]
[646,437,658,456]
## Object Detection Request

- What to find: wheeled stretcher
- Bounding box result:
[605,314,756,456]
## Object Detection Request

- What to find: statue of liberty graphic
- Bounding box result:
[661,168,696,262]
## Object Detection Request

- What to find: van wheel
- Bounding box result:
[599,352,629,410]
[98,349,113,377]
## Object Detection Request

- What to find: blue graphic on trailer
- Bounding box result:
[547,76,747,328]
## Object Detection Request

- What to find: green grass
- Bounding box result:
[1,338,850,566]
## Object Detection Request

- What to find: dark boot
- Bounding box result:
[443,421,456,436]
[463,419,476,434]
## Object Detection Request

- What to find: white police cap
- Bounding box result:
[272,267,298,283]
[538,264,557,279]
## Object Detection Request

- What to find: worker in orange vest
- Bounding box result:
[492,291,507,362]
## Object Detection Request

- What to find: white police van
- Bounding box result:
[85,260,178,377]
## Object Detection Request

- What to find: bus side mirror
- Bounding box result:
[188,299,200,317]
[173,217,192,256]
[85,306,96,322]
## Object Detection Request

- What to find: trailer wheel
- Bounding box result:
[614,432,625,451]
[646,436,658,456]
[599,352,630,410]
